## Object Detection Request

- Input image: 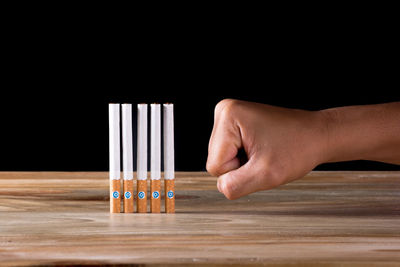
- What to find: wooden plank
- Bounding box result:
[0,171,399,266]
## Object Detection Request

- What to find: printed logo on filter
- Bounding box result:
[152,191,160,199]
[138,191,145,199]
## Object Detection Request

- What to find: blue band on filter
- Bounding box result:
[138,191,145,199]
[167,190,174,199]
[152,191,160,199]
[124,191,131,199]
[112,191,119,199]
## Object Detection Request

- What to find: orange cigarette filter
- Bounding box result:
[165,179,175,213]
[137,179,147,213]
[151,179,161,213]
[123,180,134,213]
[110,179,121,213]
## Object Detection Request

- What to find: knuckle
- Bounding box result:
[261,166,284,189]
[215,99,240,118]
[220,177,238,200]
[206,160,219,176]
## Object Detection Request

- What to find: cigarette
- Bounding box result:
[163,103,175,213]
[137,104,148,213]
[122,104,134,213]
[150,104,161,213]
[109,103,121,213]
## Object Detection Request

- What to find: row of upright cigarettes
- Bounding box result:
[109,103,175,213]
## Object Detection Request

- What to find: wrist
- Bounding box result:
[314,108,341,165]
[316,105,385,164]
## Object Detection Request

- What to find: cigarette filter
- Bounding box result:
[150,179,161,213]
[123,180,134,212]
[136,179,147,213]
[163,103,175,213]
[109,103,121,213]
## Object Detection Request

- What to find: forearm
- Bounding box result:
[319,102,400,165]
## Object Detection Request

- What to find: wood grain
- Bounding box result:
[0,171,400,266]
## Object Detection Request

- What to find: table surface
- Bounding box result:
[0,171,399,266]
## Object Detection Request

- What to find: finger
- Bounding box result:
[206,101,242,176]
[212,157,241,177]
[217,157,273,200]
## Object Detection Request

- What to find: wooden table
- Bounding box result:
[0,171,399,266]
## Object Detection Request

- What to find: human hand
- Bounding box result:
[206,99,327,199]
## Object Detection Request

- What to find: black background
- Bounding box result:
[1,6,399,171]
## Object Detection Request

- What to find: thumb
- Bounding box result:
[217,157,272,200]
[206,102,242,176]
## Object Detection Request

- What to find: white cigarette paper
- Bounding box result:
[109,103,120,180]
[151,104,161,180]
[137,104,148,180]
[122,104,133,180]
[163,103,175,180]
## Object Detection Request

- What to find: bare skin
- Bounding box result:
[206,99,400,200]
